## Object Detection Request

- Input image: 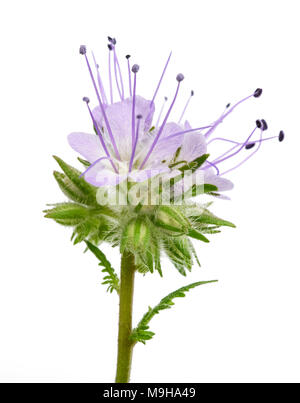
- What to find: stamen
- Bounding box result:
[245,143,255,150]
[140,74,184,170]
[220,128,263,176]
[108,45,114,103]
[156,96,168,127]
[83,97,118,173]
[92,52,108,105]
[204,89,263,139]
[144,51,172,126]
[164,124,214,140]
[131,64,139,148]
[113,46,125,100]
[126,55,132,97]
[108,36,116,45]
[80,46,121,160]
[129,115,142,172]
[256,119,262,128]
[278,130,285,142]
[79,45,86,55]
[178,90,194,124]
[210,126,258,167]
[205,160,220,175]
[261,119,268,131]
[208,134,277,148]
[150,51,172,107]
[253,88,263,98]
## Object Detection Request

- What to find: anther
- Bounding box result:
[256,119,262,128]
[176,73,184,82]
[226,103,231,108]
[126,54,131,59]
[278,130,285,142]
[261,119,268,131]
[82,97,90,103]
[132,64,140,73]
[245,143,255,150]
[79,45,87,55]
[137,114,143,119]
[107,44,113,51]
[191,90,194,96]
[253,88,263,98]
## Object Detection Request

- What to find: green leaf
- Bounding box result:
[179,153,210,173]
[53,156,97,205]
[181,183,219,200]
[187,239,201,267]
[73,220,96,244]
[193,212,236,228]
[85,240,120,294]
[188,228,210,243]
[131,280,218,344]
[44,203,89,226]
[77,157,91,167]
[53,171,93,205]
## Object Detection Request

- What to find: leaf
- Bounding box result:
[85,240,120,294]
[53,156,97,205]
[163,237,192,275]
[188,228,210,243]
[187,239,201,267]
[182,183,218,200]
[44,203,89,226]
[192,211,236,228]
[53,171,93,205]
[131,280,218,344]
[77,157,91,167]
[179,154,210,173]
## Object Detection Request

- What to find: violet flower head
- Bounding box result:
[69,38,284,195]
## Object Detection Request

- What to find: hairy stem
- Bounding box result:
[115,251,136,383]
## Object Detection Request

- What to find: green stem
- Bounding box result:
[115,251,136,383]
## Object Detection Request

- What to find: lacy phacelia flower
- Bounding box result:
[45,37,285,383]
[68,40,284,199]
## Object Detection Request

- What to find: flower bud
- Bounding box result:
[121,217,150,252]
[155,206,190,235]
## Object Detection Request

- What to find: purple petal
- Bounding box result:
[202,168,234,191]
[68,132,105,163]
[180,132,207,161]
[147,122,184,164]
[84,164,127,187]
[92,96,154,160]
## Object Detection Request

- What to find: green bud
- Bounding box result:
[155,206,190,235]
[121,217,150,252]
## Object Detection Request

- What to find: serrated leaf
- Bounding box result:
[131,280,218,344]
[85,240,120,294]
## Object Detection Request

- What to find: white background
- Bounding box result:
[0,0,299,383]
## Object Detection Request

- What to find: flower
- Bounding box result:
[69,39,284,200]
